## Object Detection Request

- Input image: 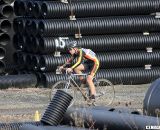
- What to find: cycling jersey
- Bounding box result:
[66,48,100,76]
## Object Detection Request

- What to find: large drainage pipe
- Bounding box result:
[40,0,160,19]
[62,107,160,130]
[0,74,37,89]
[0,33,10,45]
[0,122,43,130]
[20,124,93,130]
[41,67,160,88]
[0,19,11,33]
[0,47,5,60]
[41,90,73,126]
[36,33,160,53]
[39,51,160,71]
[143,78,160,117]
[37,16,160,36]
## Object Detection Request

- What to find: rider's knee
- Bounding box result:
[86,75,93,82]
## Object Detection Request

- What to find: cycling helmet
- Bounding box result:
[67,41,78,50]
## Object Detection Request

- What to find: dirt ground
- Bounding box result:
[0,84,150,123]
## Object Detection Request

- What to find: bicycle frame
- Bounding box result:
[64,73,97,99]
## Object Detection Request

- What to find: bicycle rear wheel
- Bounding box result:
[94,79,115,106]
[50,80,76,107]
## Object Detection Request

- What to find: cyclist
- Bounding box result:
[59,41,100,104]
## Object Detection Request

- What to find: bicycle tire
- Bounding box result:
[94,79,115,106]
[50,80,76,107]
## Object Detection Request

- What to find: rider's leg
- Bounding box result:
[86,62,99,99]
[74,64,85,83]
[86,75,96,98]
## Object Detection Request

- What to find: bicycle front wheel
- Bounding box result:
[95,79,115,106]
[50,80,76,107]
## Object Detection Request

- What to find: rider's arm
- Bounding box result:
[71,49,84,69]
[62,56,75,67]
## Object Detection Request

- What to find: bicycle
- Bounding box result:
[50,68,115,107]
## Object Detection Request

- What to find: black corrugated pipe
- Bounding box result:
[32,55,41,71]
[38,37,58,54]
[18,0,29,16]
[25,54,33,70]
[0,73,37,89]
[31,36,42,53]
[4,64,20,74]
[20,124,93,130]
[33,1,43,18]
[14,0,20,16]
[143,78,160,117]
[13,33,24,50]
[0,4,14,18]
[37,16,160,36]
[61,107,160,130]
[0,122,42,130]
[37,33,160,53]
[39,55,70,72]
[13,51,22,65]
[38,50,160,70]
[41,0,160,19]
[41,90,73,126]
[0,60,5,73]
[0,0,14,4]
[0,32,10,45]
[41,67,160,87]
[31,20,41,36]
[13,18,29,34]
[0,19,11,33]
[25,35,35,52]
[0,47,5,60]
[27,1,34,17]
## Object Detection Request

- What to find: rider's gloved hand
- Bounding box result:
[66,68,73,73]
[59,66,64,71]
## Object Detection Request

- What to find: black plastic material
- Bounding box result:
[37,16,160,36]
[0,74,37,89]
[143,78,160,117]
[0,122,42,130]
[38,51,160,71]
[41,90,73,126]
[40,0,160,18]
[41,67,160,87]
[0,19,11,33]
[0,47,5,60]
[0,4,14,18]
[0,33,10,46]
[20,124,91,130]
[62,107,160,130]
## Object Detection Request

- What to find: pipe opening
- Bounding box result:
[2,5,14,18]
[0,47,5,60]
[41,3,47,17]
[38,21,44,35]
[0,33,10,45]
[19,1,27,16]
[0,19,11,32]
[27,1,34,16]
[33,2,41,18]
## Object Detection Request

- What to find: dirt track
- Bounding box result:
[0,84,150,123]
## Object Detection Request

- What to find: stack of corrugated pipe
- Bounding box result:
[0,0,16,75]
[0,0,15,74]
[12,0,160,88]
